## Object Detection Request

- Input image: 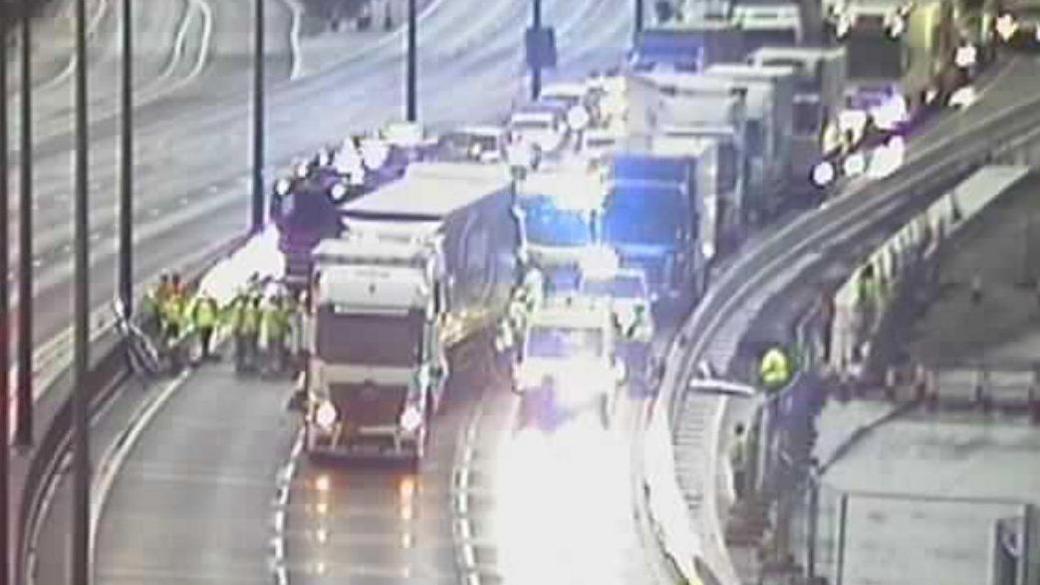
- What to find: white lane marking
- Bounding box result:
[450,396,486,585]
[280,0,305,80]
[135,0,195,97]
[290,0,448,81]
[461,543,476,569]
[87,361,195,584]
[271,428,304,585]
[38,0,111,92]
[182,0,214,86]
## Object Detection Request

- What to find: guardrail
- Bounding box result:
[639,77,1040,585]
[10,232,250,585]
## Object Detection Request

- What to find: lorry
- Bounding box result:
[731,2,805,51]
[513,295,626,428]
[303,162,525,463]
[630,19,746,72]
[602,138,717,304]
[513,168,609,271]
[747,46,848,189]
[625,71,749,233]
[270,174,348,289]
[828,0,961,127]
[704,63,797,214]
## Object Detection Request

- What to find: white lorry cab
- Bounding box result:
[304,162,525,463]
[514,295,626,427]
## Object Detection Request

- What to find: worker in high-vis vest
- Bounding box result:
[261,294,292,375]
[188,290,221,361]
[760,346,791,391]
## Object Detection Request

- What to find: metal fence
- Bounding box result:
[793,488,1036,585]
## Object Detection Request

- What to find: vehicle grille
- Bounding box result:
[329,383,408,428]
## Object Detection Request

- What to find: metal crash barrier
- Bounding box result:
[637,82,1040,585]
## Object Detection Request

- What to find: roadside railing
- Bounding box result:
[638,72,1040,585]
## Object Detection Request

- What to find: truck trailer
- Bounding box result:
[830,0,961,125]
[631,19,746,72]
[303,162,525,463]
[603,138,717,304]
[747,46,848,189]
[625,71,749,231]
[705,62,798,215]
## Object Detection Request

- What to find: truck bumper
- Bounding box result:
[306,425,423,461]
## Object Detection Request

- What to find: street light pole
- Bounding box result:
[635,0,644,35]
[531,0,542,99]
[16,0,35,447]
[251,0,266,234]
[118,0,134,317]
[72,0,92,581]
[405,0,417,122]
[0,2,11,583]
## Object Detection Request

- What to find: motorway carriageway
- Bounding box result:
[25,33,1040,585]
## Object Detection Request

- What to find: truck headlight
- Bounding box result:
[315,401,338,431]
[399,405,423,434]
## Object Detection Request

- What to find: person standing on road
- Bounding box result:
[261,294,291,376]
[229,292,262,372]
[160,286,188,372]
[189,289,221,362]
[730,424,749,501]
[971,274,983,305]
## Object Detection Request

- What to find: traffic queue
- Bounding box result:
[164,0,1021,460]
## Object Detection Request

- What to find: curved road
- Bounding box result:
[26,5,1040,585]
[30,0,642,584]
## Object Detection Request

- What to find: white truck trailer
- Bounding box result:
[303,162,525,463]
[625,71,749,230]
[747,46,848,188]
[705,62,798,215]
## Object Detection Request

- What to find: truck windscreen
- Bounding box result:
[742,29,798,52]
[603,186,685,246]
[520,200,595,247]
[846,34,904,80]
[315,308,424,366]
[527,326,604,359]
[583,275,645,299]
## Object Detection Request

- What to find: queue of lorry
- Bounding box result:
[258,0,1016,464]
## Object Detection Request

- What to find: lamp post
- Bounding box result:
[71,0,93,581]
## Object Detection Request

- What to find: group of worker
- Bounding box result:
[143,272,302,376]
